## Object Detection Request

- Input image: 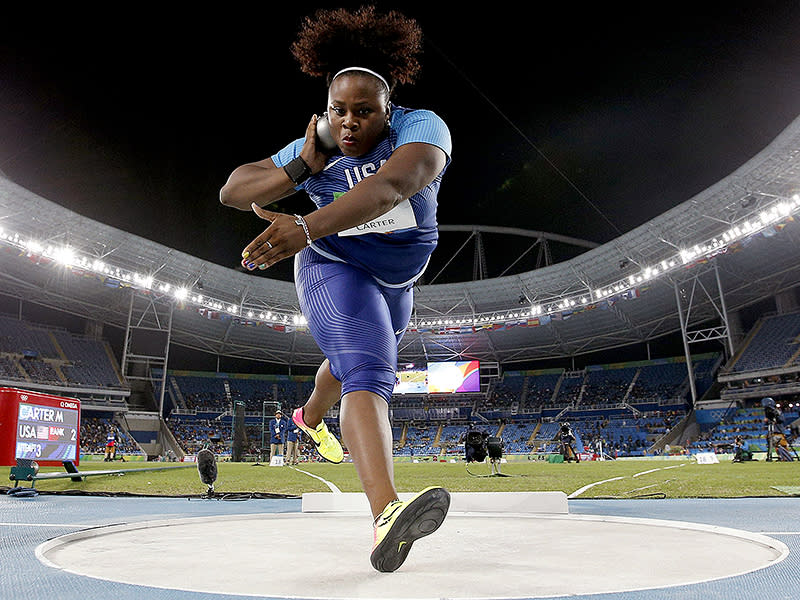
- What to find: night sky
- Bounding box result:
[2,3,800,285]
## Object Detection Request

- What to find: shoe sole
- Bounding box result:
[292,409,343,464]
[370,487,450,573]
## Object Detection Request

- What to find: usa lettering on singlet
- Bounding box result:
[272,105,452,287]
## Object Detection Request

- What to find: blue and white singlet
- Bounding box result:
[272,105,451,402]
[271,104,452,287]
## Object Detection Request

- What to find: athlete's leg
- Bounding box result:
[298,358,341,429]
[339,284,415,518]
[294,248,412,515]
[340,390,397,518]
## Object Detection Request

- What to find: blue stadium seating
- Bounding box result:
[0,313,124,388]
[730,312,800,372]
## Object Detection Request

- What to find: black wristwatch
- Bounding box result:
[283,156,312,185]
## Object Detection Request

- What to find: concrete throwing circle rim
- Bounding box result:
[36,511,790,600]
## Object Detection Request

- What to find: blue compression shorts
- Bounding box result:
[294,248,413,403]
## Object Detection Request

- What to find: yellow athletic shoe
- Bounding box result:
[292,408,343,464]
[370,486,450,572]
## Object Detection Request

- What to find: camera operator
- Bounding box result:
[762,397,784,462]
[731,435,752,462]
[556,422,580,463]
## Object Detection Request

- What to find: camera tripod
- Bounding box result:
[466,455,512,477]
[766,422,799,461]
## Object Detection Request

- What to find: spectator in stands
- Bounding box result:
[269,409,288,460]
[219,6,451,572]
[286,419,302,465]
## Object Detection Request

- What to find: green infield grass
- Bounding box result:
[13,457,799,499]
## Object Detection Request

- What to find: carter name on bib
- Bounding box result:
[338,199,418,236]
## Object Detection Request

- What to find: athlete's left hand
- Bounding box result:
[240,204,308,271]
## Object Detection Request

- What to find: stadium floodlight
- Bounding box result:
[24,239,44,254]
[51,245,75,266]
[2,188,800,336]
[142,275,155,289]
[0,224,309,330]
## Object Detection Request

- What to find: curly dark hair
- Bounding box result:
[290,5,423,93]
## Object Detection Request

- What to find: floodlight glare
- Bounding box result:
[26,240,43,254]
[52,246,75,266]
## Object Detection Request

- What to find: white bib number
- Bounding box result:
[338,199,417,236]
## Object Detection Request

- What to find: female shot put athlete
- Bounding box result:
[220,6,451,572]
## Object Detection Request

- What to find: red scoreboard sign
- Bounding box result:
[0,387,81,467]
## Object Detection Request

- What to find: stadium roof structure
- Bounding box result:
[1,115,799,369]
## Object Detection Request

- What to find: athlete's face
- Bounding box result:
[327,74,389,157]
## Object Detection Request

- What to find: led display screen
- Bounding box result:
[393,370,428,394]
[426,361,480,393]
[15,401,80,462]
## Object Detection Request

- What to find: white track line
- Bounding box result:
[633,464,686,478]
[633,468,663,478]
[571,464,687,498]
[568,476,626,498]
[289,466,341,493]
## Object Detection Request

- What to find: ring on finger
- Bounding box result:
[265,241,273,249]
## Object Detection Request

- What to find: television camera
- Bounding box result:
[465,429,508,477]
[762,397,798,462]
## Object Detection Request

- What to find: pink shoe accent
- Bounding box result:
[292,407,307,428]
